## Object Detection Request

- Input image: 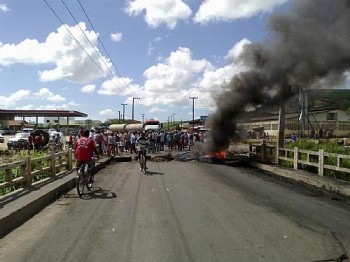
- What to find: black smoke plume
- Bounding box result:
[206,0,350,152]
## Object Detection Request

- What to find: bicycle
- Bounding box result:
[76,157,96,197]
[139,149,147,174]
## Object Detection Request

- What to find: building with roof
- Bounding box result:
[237,108,350,139]
[0,109,88,132]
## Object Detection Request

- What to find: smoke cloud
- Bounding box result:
[206,0,350,152]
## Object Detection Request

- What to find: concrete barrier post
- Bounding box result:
[294,147,298,170]
[261,144,266,162]
[25,157,32,187]
[51,152,56,177]
[68,149,73,170]
[318,149,324,176]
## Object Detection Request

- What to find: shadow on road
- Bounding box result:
[80,187,117,200]
[144,170,164,176]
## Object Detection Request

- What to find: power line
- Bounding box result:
[76,0,134,95]
[43,0,109,79]
[61,1,114,78]
[43,0,132,95]
[60,0,132,95]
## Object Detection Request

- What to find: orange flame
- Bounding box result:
[212,150,226,160]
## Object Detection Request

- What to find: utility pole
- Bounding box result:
[189,96,198,130]
[121,103,127,123]
[299,89,309,138]
[168,116,170,130]
[172,113,176,127]
[141,114,145,123]
[118,110,121,124]
[132,97,140,122]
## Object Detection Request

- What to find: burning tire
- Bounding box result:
[32,130,50,147]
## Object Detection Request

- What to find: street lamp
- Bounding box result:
[189,96,198,130]
[121,103,127,123]
[132,97,140,122]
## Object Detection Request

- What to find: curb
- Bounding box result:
[249,161,350,198]
[0,157,113,238]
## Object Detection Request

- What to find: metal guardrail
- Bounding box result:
[250,144,350,178]
[0,149,74,194]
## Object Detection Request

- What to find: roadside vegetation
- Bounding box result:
[284,138,350,181]
[0,150,58,195]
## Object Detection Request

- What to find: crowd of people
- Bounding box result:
[69,128,206,157]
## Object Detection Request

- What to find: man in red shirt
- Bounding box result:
[33,134,42,151]
[74,130,100,168]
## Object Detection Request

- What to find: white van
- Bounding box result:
[22,128,34,133]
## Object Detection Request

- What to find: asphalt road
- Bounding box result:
[0,159,350,261]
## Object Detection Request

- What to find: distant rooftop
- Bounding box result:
[0,109,88,118]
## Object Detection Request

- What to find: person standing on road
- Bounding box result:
[107,132,116,156]
[137,132,149,171]
[130,132,137,154]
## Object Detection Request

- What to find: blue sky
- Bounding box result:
[0,0,289,123]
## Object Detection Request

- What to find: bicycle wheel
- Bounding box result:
[76,168,85,197]
[142,154,147,174]
[86,170,93,190]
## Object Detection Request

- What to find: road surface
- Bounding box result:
[1,158,349,261]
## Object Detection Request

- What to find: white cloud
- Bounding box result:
[144,47,213,92]
[81,84,96,93]
[33,88,66,102]
[225,38,252,62]
[148,107,167,113]
[66,101,79,107]
[16,104,35,110]
[124,40,251,109]
[154,36,162,42]
[0,4,10,12]
[147,43,155,56]
[29,101,79,111]
[148,35,170,56]
[97,76,140,96]
[47,95,66,102]
[0,88,73,109]
[0,22,112,84]
[127,47,214,107]
[0,39,50,66]
[194,0,288,24]
[110,32,123,42]
[0,90,30,108]
[99,109,116,116]
[125,0,192,29]
[33,88,53,98]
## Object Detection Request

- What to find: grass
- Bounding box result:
[0,149,67,195]
[284,139,350,181]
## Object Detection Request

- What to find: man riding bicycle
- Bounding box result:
[137,131,149,171]
[74,130,100,181]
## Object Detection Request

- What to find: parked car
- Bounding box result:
[0,133,4,143]
[0,127,13,135]
[7,132,30,150]
[21,128,34,133]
